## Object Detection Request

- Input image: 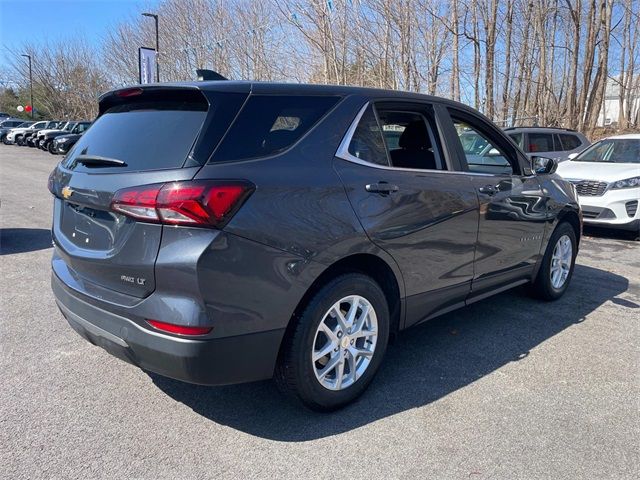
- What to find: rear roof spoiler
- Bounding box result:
[196,69,227,81]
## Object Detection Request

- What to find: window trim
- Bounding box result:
[336,101,483,175]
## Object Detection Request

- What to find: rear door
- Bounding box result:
[50,86,248,298]
[334,100,479,327]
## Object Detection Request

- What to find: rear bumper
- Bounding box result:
[52,272,285,386]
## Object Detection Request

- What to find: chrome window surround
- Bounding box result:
[335,102,513,178]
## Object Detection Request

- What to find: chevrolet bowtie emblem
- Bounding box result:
[61,186,73,199]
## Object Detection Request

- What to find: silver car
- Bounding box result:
[504,127,590,162]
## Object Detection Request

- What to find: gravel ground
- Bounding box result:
[1,145,638,480]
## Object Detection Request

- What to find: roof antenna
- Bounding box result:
[196,69,227,81]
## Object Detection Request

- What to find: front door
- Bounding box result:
[443,108,548,298]
[334,102,479,327]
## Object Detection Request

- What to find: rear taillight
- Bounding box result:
[146,319,212,336]
[111,180,253,228]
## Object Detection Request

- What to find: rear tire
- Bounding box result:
[530,222,577,300]
[48,142,56,154]
[275,273,390,411]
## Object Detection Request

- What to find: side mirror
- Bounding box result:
[567,152,579,160]
[532,156,557,175]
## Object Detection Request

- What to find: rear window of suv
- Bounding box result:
[64,94,208,172]
[210,95,340,163]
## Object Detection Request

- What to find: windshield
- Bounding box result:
[574,138,640,164]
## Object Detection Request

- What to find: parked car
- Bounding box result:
[504,127,590,162]
[35,121,72,147]
[49,83,581,411]
[38,122,91,154]
[24,121,61,147]
[0,112,10,119]
[4,120,50,145]
[556,134,639,232]
[0,119,29,143]
[49,122,91,154]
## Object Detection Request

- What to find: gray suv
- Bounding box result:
[504,127,590,162]
[49,82,581,410]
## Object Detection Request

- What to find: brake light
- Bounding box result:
[116,87,143,98]
[147,319,212,336]
[110,180,253,228]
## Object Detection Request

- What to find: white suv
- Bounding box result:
[557,134,640,232]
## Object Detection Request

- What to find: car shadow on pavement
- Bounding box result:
[150,263,629,441]
[583,225,639,241]
[0,228,52,255]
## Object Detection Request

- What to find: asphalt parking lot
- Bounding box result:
[1,145,638,480]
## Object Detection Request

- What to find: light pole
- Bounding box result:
[142,12,160,82]
[21,54,33,119]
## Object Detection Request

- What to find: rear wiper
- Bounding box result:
[74,155,127,167]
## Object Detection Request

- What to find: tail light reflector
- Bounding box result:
[111,180,253,228]
[147,319,212,336]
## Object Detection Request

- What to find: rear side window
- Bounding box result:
[64,96,207,172]
[559,134,581,150]
[348,105,388,166]
[528,133,554,152]
[211,95,339,163]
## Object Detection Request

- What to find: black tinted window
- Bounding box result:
[211,95,339,162]
[528,133,554,152]
[348,105,388,166]
[64,99,207,172]
[559,134,581,150]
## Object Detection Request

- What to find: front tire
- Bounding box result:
[275,273,390,411]
[15,135,23,146]
[531,222,577,300]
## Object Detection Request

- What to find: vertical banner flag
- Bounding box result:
[138,47,157,84]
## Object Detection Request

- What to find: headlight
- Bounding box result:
[58,138,69,144]
[611,177,640,189]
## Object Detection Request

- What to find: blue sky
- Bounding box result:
[0,0,160,70]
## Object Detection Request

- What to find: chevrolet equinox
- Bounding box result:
[49,82,581,411]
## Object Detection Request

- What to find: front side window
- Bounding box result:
[528,133,554,152]
[574,139,640,164]
[451,118,513,175]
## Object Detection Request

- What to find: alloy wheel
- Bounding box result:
[312,295,378,391]
[550,234,572,289]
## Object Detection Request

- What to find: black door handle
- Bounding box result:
[366,182,399,194]
[478,184,497,195]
